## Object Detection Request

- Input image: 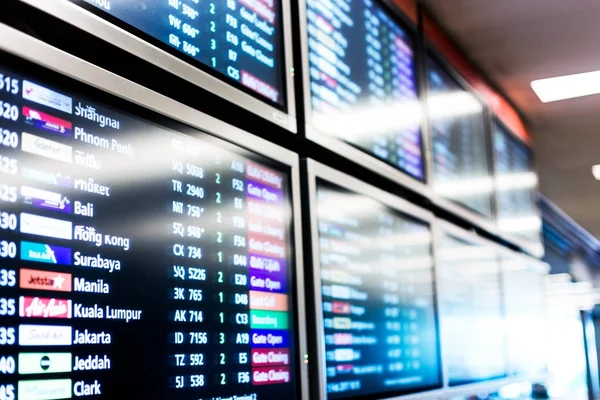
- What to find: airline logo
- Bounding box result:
[333,317,351,330]
[20,213,73,240]
[21,167,73,188]
[336,364,354,373]
[20,269,72,292]
[333,333,353,345]
[22,186,72,214]
[18,378,72,400]
[19,325,72,346]
[332,302,351,314]
[330,270,349,284]
[23,80,73,114]
[21,241,72,265]
[22,132,72,164]
[22,186,62,204]
[19,353,72,374]
[333,348,355,362]
[23,106,73,137]
[330,285,350,300]
[20,296,72,319]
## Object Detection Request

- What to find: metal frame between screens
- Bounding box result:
[433,219,516,397]
[298,0,432,198]
[490,116,545,258]
[304,159,446,400]
[0,23,309,399]
[19,0,298,133]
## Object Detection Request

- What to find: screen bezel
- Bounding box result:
[423,46,499,234]
[491,117,544,258]
[298,0,431,198]
[434,220,511,392]
[304,159,445,400]
[19,0,298,133]
[0,22,309,399]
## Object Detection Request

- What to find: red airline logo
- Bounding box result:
[332,302,351,314]
[19,296,72,319]
[20,269,72,292]
[333,333,352,345]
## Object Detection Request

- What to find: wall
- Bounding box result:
[392,0,531,144]
[393,0,418,22]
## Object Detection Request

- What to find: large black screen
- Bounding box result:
[315,181,440,399]
[0,54,298,399]
[306,0,424,181]
[427,57,493,218]
[437,232,507,386]
[70,0,287,108]
[493,122,542,252]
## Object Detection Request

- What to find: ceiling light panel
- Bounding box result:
[531,70,600,103]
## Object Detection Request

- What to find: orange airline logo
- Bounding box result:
[20,269,72,292]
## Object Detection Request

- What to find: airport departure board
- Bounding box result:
[494,122,541,247]
[437,232,507,386]
[315,181,440,399]
[307,0,424,181]
[427,57,493,218]
[0,55,298,399]
[71,0,287,107]
[502,255,547,379]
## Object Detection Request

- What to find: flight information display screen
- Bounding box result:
[0,55,298,399]
[315,181,440,399]
[437,233,507,386]
[427,57,493,218]
[502,255,547,379]
[494,123,541,248]
[307,0,424,181]
[70,0,287,108]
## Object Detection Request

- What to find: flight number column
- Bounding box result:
[168,137,211,395]
[167,0,203,60]
[166,0,228,72]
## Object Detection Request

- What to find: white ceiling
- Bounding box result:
[422,0,600,238]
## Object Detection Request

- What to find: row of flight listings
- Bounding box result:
[19,0,543,259]
[0,34,548,400]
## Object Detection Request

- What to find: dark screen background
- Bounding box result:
[307,0,424,181]
[315,181,441,400]
[0,52,298,399]
[69,0,287,109]
[427,57,494,218]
